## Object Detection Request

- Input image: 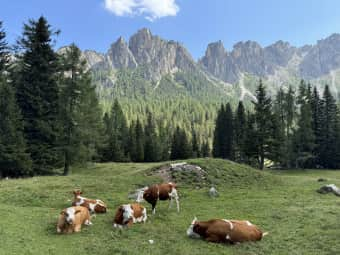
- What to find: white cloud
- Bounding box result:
[104,0,180,21]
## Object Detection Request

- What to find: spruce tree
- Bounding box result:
[170,126,192,160]
[104,99,128,162]
[191,125,201,158]
[253,80,273,169]
[15,17,60,174]
[212,104,225,158]
[234,101,246,162]
[144,111,161,162]
[0,22,32,177]
[222,103,234,159]
[293,83,315,168]
[318,85,339,168]
[134,119,145,162]
[201,141,210,157]
[59,44,102,175]
[310,86,322,165]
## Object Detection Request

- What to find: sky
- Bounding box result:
[1,0,340,59]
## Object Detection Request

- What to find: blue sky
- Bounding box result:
[1,0,340,59]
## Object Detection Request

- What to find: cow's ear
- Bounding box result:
[60,210,66,215]
[75,210,81,214]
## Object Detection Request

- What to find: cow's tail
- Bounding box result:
[262,232,269,237]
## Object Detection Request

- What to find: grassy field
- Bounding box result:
[1,158,340,255]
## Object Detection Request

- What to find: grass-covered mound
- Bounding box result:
[1,159,340,255]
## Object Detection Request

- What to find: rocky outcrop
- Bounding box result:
[107,37,137,69]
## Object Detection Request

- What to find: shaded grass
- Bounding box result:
[1,159,340,255]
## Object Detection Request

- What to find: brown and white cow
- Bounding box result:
[187,217,268,244]
[57,206,92,234]
[136,182,179,214]
[72,190,107,214]
[113,203,147,228]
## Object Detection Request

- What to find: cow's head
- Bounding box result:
[61,207,81,225]
[187,217,201,238]
[73,189,82,197]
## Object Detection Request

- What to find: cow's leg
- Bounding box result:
[142,208,147,223]
[151,201,157,214]
[74,224,81,232]
[171,188,180,212]
[168,196,173,209]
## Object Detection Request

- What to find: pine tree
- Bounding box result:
[318,85,339,168]
[104,99,129,162]
[293,82,315,168]
[0,22,32,177]
[201,141,210,157]
[59,44,102,175]
[253,80,273,169]
[15,17,61,174]
[144,111,161,162]
[134,119,145,162]
[212,104,225,158]
[310,86,322,165]
[234,101,247,162]
[170,126,192,160]
[191,124,201,158]
[243,112,258,165]
[222,103,234,159]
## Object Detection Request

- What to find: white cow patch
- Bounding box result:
[226,235,230,240]
[65,207,76,224]
[223,219,234,230]
[89,203,96,212]
[122,204,134,223]
[246,221,252,226]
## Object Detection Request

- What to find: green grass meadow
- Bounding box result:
[1,158,340,255]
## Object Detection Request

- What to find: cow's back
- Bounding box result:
[228,220,263,242]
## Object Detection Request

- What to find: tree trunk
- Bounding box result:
[63,150,70,176]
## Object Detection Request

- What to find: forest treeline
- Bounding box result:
[1,17,340,177]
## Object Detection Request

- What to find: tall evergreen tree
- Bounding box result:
[222,103,234,159]
[318,85,339,168]
[293,83,315,168]
[234,101,246,162]
[253,80,273,169]
[212,104,225,158]
[103,99,129,162]
[201,140,210,157]
[310,86,322,165]
[0,22,32,177]
[15,17,60,174]
[191,124,201,158]
[170,126,192,160]
[59,44,102,175]
[144,110,161,162]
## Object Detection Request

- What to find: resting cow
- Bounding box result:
[187,217,268,244]
[57,206,92,234]
[136,182,179,214]
[113,203,147,228]
[72,189,107,213]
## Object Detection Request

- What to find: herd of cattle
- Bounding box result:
[57,182,268,244]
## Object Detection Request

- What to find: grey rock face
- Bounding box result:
[128,28,197,80]
[300,34,340,78]
[107,37,137,69]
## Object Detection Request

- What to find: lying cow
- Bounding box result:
[113,203,147,228]
[57,206,92,234]
[187,217,268,244]
[72,189,107,213]
[136,182,179,214]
